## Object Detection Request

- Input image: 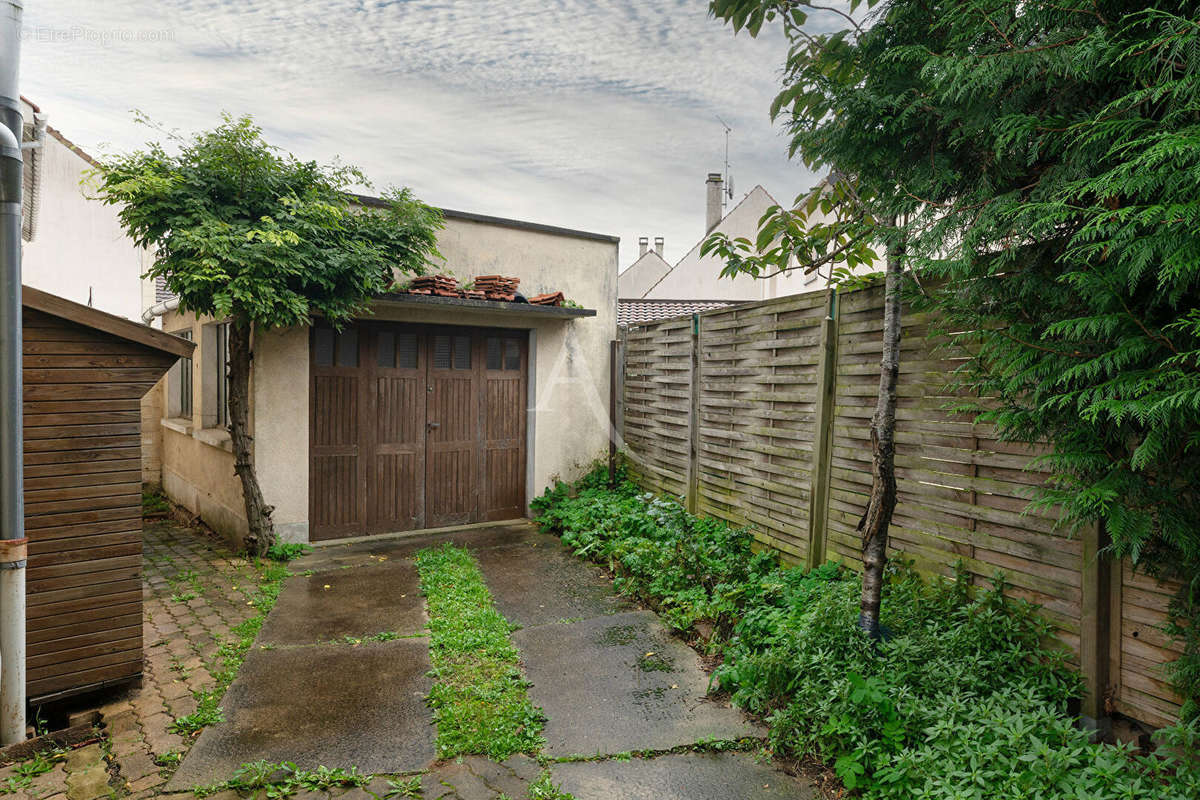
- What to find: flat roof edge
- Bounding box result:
[350,194,619,244]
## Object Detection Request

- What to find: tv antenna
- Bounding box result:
[716,115,735,209]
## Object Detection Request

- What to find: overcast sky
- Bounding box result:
[19,1,833,269]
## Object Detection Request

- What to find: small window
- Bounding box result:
[433,335,451,369]
[397,333,418,369]
[377,330,396,368]
[433,334,471,370]
[337,328,358,367]
[215,322,230,428]
[314,328,335,366]
[175,330,193,418]
[504,339,520,371]
[486,337,502,370]
[453,335,471,370]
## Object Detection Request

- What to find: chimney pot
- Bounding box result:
[706,173,724,234]
[638,236,649,258]
[654,237,664,257]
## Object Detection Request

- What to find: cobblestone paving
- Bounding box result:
[0,518,267,799]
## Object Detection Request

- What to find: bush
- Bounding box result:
[533,465,1200,798]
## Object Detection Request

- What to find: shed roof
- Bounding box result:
[22,285,196,359]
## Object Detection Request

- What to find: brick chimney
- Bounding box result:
[706,172,724,234]
[638,236,649,258]
[654,236,664,257]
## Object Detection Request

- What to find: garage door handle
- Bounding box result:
[427,422,440,430]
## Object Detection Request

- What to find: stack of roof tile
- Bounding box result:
[528,292,564,307]
[409,275,459,297]
[474,275,520,301]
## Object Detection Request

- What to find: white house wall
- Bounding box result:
[617,251,671,299]
[640,186,778,301]
[19,101,149,321]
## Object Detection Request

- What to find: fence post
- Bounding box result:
[1079,520,1112,737]
[806,289,839,569]
[685,314,701,514]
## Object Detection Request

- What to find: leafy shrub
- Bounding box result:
[534,465,1200,798]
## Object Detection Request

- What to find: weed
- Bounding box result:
[170,558,290,736]
[635,651,673,672]
[534,465,1200,799]
[526,769,574,800]
[0,748,64,795]
[415,543,545,760]
[384,775,423,798]
[266,542,312,562]
[194,760,370,798]
[143,487,171,515]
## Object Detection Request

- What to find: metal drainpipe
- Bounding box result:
[0,0,27,746]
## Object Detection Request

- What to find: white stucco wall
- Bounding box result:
[617,250,671,299]
[642,186,781,301]
[19,100,150,321]
[157,211,618,544]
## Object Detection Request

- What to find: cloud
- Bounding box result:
[18,0,841,268]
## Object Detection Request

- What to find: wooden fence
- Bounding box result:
[618,284,1184,729]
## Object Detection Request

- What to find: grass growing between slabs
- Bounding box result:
[416,543,546,761]
[170,545,307,736]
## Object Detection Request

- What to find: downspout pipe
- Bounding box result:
[0,0,27,746]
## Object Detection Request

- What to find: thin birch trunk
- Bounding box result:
[227,315,275,556]
[857,227,903,638]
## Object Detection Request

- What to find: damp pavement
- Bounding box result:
[166,521,821,799]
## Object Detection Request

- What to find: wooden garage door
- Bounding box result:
[310,323,527,541]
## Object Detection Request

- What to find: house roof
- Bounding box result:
[639,184,780,298]
[617,298,736,327]
[351,193,619,244]
[23,285,196,358]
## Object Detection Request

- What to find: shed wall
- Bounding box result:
[23,307,177,701]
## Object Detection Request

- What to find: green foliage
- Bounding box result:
[93,114,442,331]
[171,558,290,736]
[142,486,171,515]
[265,542,312,563]
[0,748,65,795]
[383,776,424,798]
[535,468,1200,798]
[415,544,545,760]
[707,0,1200,712]
[526,769,575,800]
[193,760,371,798]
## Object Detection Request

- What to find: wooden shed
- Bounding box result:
[21,286,193,704]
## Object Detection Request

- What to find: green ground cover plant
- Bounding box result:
[533,466,1200,798]
[415,543,545,760]
[171,558,290,735]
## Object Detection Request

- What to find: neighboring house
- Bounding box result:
[151,201,618,546]
[18,97,155,322]
[617,173,840,325]
[18,98,165,485]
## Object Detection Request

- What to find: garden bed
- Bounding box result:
[532,466,1200,799]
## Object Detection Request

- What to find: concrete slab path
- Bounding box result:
[168,520,820,799]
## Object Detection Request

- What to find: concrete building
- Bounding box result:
[153,203,619,546]
[18,97,154,321]
[618,174,835,324]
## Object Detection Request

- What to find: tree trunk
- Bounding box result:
[227,314,275,557]
[857,228,903,638]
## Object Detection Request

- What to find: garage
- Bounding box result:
[309,321,528,541]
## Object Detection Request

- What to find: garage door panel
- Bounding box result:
[312,323,527,539]
[312,376,359,449]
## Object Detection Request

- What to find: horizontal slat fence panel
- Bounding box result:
[619,283,1184,728]
[621,316,693,498]
[22,307,180,703]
